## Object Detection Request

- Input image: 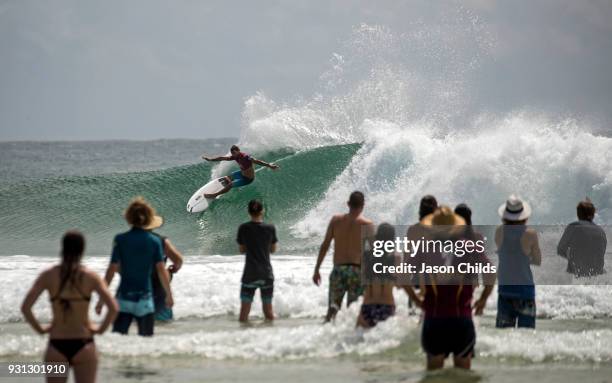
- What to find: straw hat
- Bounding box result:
[144,215,164,230]
[421,206,466,226]
[498,194,531,221]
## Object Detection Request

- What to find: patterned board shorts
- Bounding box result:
[328,264,363,310]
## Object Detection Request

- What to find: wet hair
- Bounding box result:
[376,222,396,242]
[58,231,85,313]
[248,199,264,215]
[125,196,156,228]
[577,199,596,221]
[230,145,240,153]
[454,203,472,225]
[348,191,365,209]
[455,203,476,240]
[418,195,438,220]
[365,223,396,282]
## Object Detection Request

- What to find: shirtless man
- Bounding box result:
[312,191,375,322]
[202,145,279,199]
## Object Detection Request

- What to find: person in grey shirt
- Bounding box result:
[557,199,607,277]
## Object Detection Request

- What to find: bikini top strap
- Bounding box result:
[50,272,91,302]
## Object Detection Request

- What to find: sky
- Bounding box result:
[0,0,611,141]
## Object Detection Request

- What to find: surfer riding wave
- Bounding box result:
[201,145,279,198]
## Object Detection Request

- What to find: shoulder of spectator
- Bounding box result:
[494,225,502,244]
[360,217,374,225]
[474,232,485,241]
[525,227,539,239]
[37,267,55,283]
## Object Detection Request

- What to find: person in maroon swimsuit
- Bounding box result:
[201,145,279,198]
[406,206,496,371]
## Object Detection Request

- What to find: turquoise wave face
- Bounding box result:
[0,144,360,256]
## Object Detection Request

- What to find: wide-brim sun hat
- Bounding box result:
[498,194,531,221]
[144,215,164,230]
[421,205,466,230]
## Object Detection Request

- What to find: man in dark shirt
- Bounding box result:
[237,199,278,322]
[557,199,607,277]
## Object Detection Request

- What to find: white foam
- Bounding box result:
[4,256,612,362]
[1,304,417,360]
[292,116,612,241]
[0,255,330,323]
[207,25,612,232]
[3,256,612,324]
[235,20,491,155]
[478,328,612,363]
[4,299,612,363]
[536,285,612,320]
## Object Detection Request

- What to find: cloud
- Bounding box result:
[1,0,611,140]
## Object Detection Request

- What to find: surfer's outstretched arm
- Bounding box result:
[202,155,232,161]
[252,158,279,170]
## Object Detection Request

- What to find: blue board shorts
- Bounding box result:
[240,279,274,304]
[153,287,173,322]
[495,295,536,328]
[113,291,156,336]
[231,170,254,188]
[116,291,155,317]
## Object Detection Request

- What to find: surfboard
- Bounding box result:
[186,177,229,213]
[187,152,290,213]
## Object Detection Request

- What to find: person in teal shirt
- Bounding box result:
[96,197,173,336]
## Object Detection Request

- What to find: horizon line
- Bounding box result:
[0,137,238,144]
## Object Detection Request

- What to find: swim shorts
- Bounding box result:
[329,264,363,310]
[155,307,173,322]
[495,296,536,328]
[422,317,476,358]
[360,304,395,327]
[113,312,155,336]
[231,170,254,188]
[113,291,156,336]
[116,291,155,317]
[153,275,171,319]
[240,279,274,304]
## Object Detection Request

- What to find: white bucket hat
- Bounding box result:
[498,194,531,221]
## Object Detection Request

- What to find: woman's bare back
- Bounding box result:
[44,266,97,339]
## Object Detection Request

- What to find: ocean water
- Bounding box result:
[2,141,612,383]
[2,20,612,383]
[1,255,612,383]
